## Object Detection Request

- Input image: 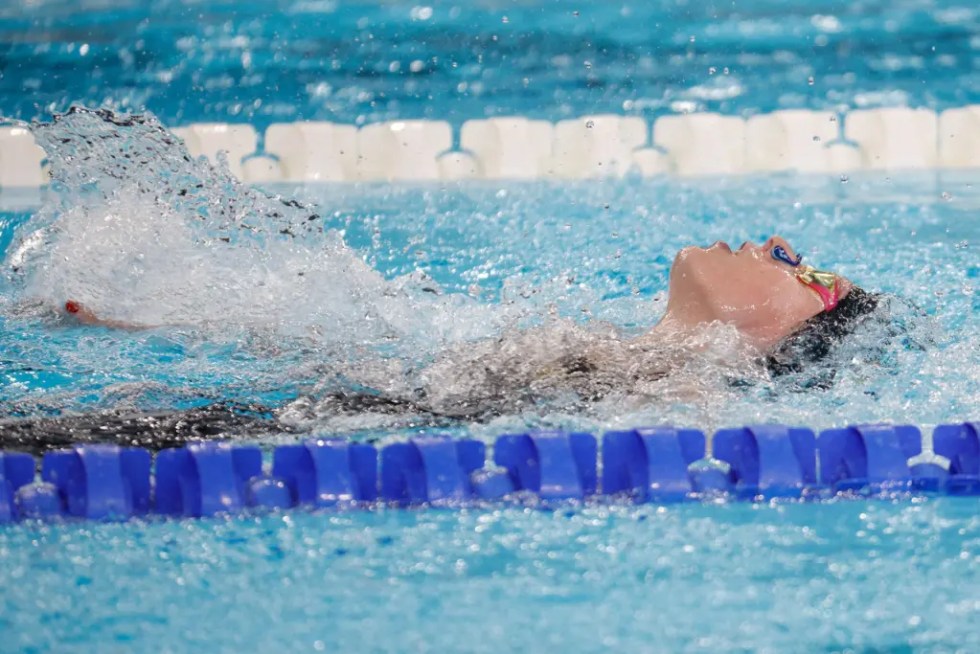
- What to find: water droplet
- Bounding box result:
[573,10,580,17]
[942,191,953,201]
[829,115,837,122]
[689,35,696,43]
[839,175,849,183]
[807,76,815,86]
[585,120,594,128]
[812,135,821,142]
[501,15,509,23]
[708,66,716,75]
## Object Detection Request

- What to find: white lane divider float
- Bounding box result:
[551,114,648,178]
[262,121,358,183]
[170,123,258,180]
[845,108,939,171]
[4,106,980,187]
[459,117,554,179]
[0,126,47,188]
[938,105,980,169]
[745,109,860,174]
[357,120,452,181]
[654,112,748,177]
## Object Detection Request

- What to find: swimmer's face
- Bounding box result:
[665,236,848,348]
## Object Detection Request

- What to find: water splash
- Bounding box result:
[0,109,965,435]
[8,108,504,355]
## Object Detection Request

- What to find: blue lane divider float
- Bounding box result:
[494,431,597,500]
[713,425,818,499]
[933,423,980,495]
[0,452,35,522]
[156,442,264,517]
[273,439,377,507]
[818,424,920,494]
[381,437,485,505]
[1,422,978,523]
[42,445,151,519]
[602,427,705,501]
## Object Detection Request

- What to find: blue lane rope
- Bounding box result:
[1,423,978,522]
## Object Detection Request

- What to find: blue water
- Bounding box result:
[1,499,979,652]
[2,0,980,130]
[2,1,980,652]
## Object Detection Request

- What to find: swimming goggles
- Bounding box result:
[771,245,842,311]
[795,265,842,311]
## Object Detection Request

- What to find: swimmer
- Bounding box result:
[59,235,883,424]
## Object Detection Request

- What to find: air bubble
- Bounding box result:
[840,175,849,183]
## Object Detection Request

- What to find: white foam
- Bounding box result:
[13,109,513,358]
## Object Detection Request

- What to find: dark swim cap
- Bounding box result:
[765,286,887,388]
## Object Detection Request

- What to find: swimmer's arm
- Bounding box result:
[64,300,148,330]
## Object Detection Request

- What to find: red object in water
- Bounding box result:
[65,300,80,314]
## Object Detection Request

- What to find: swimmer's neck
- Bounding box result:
[641,311,772,352]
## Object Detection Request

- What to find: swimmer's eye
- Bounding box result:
[771,245,802,267]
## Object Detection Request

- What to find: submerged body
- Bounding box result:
[52,233,879,436]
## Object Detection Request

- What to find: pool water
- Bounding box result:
[2,161,978,435]
[3,0,980,651]
[1,150,978,650]
[2,499,979,652]
[3,0,980,129]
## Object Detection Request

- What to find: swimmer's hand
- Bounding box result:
[64,300,144,330]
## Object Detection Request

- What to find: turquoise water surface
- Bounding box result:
[2,1,980,652]
[3,0,980,128]
[2,498,979,652]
